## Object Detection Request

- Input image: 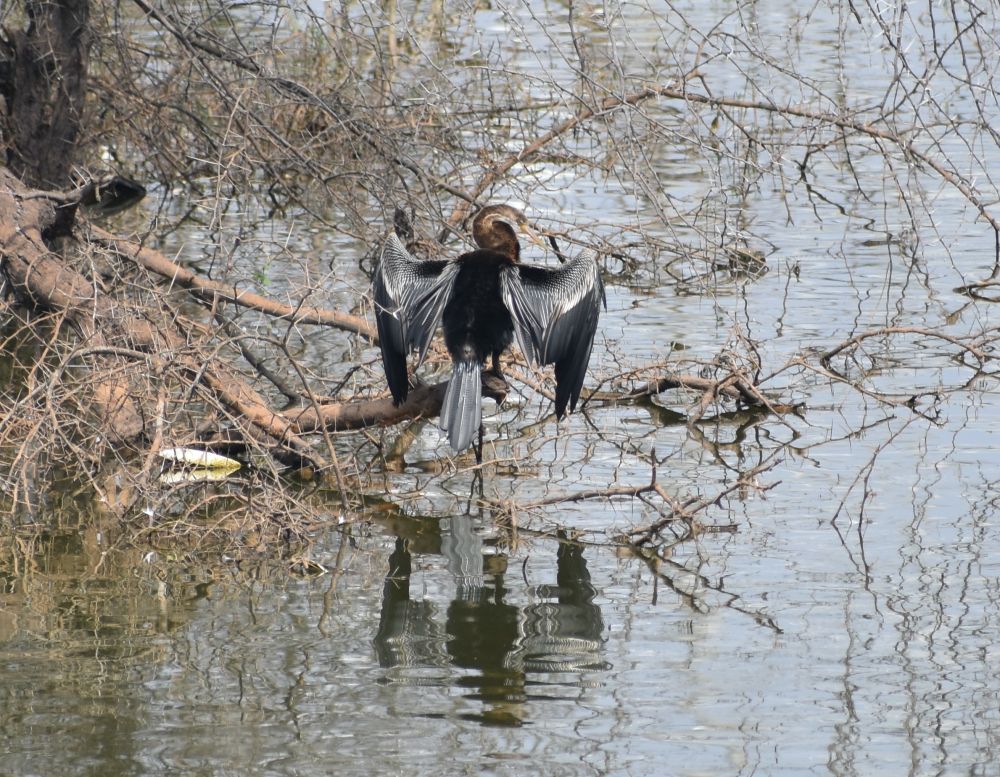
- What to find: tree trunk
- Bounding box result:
[0,0,90,188]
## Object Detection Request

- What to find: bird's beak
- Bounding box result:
[520,222,546,248]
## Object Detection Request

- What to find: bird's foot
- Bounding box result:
[480,369,509,405]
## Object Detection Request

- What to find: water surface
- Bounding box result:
[2,1,1000,775]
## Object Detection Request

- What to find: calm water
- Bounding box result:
[3,1,1000,774]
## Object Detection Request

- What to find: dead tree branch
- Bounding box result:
[90,227,377,340]
[0,170,327,467]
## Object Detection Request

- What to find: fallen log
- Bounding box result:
[0,168,327,466]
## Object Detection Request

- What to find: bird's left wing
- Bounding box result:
[500,250,605,417]
[373,233,458,404]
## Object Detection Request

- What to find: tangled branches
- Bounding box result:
[1,0,998,572]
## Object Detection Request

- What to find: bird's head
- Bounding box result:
[472,204,544,261]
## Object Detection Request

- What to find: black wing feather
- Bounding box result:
[501,250,605,417]
[373,233,457,404]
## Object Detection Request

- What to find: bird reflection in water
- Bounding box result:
[373,521,608,727]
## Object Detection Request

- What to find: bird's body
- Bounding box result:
[442,248,516,367]
[373,205,604,453]
[438,248,518,452]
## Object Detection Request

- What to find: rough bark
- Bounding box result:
[0,0,91,188]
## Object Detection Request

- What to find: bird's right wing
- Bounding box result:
[500,249,605,417]
[373,233,458,404]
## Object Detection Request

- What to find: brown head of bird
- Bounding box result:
[471,204,544,261]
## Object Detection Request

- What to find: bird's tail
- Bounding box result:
[439,359,482,452]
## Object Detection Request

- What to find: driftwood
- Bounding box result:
[0,167,151,440]
[0,1,785,480]
[0,169,324,465]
